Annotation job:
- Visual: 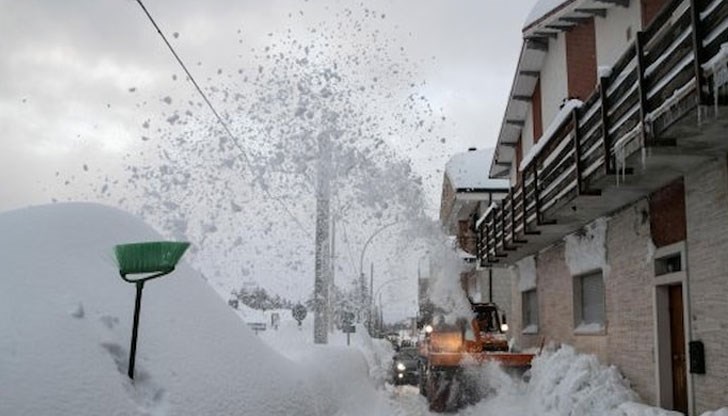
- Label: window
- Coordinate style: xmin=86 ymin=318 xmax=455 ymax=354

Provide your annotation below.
xmin=522 ymin=289 xmax=538 ymax=334
xmin=654 ymin=253 xmax=682 ymax=276
xmin=574 ymin=271 xmax=605 ymax=333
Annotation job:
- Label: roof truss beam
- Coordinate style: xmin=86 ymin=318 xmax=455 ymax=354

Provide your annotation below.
xmin=505 ymin=119 xmax=525 ymax=127
xmin=574 ymin=7 xmax=608 ymax=17
xmin=533 ymin=31 xmax=558 ymax=39
xmin=519 ymin=70 xmax=540 ymax=77
xmin=545 ymin=23 xmax=575 ymax=31
xmin=560 ymin=16 xmax=593 ymax=24
xmin=526 ymin=38 xmax=549 ymax=51
xmin=594 ymin=0 xmax=629 ymax=7
xmin=512 ymin=95 xmax=532 ymax=102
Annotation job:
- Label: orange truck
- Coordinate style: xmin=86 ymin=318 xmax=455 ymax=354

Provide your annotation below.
xmin=418 ymin=302 xmax=534 ymax=412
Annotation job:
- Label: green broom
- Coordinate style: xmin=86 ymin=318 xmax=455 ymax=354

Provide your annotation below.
xmin=113 ymin=241 xmax=190 ymax=380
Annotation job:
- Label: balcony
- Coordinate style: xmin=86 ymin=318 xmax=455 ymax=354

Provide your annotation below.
xmin=478 ymin=0 xmax=728 ymax=266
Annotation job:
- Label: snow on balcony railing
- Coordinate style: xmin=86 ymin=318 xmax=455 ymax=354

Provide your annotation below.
xmin=476 ymin=0 xmax=728 ymax=266
xmin=519 ymin=99 xmax=583 ymax=173
xmin=644 ymin=27 xmax=693 ymax=78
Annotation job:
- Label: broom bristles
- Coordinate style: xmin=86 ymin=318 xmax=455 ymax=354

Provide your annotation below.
xmin=114 ymin=241 xmax=190 ymax=276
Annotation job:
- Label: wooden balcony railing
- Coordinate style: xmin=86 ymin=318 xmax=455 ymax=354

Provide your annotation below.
xmin=477 ymin=0 xmax=728 ymax=266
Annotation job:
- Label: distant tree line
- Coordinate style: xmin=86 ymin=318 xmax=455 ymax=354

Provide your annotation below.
xmin=229 ymin=285 xmax=295 ymax=311
xmin=229 ymin=282 xmax=367 ymax=330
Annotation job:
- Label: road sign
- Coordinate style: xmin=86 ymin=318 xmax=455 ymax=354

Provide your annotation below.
xmin=247 ymin=322 xmax=267 ymax=335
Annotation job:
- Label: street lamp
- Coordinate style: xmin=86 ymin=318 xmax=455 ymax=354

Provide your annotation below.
xmin=356 ymin=220 xmax=400 ymax=332
xmin=374 ymin=277 xmax=408 ymax=334
xmin=358 ymin=221 xmax=400 ymax=279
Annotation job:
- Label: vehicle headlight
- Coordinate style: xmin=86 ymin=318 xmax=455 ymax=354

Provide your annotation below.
xmin=424 ymin=324 xmax=433 ymax=334
xmin=396 ymin=362 xmax=406 ymax=371
xmin=398 ymin=373 xmax=404 ymax=379
xmin=501 ymin=323 xmax=509 ymax=332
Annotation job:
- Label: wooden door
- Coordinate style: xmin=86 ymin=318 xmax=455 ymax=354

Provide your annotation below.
xmin=669 ymin=285 xmax=688 ymax=414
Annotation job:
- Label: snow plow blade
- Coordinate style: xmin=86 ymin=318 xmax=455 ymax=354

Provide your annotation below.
xmin=427 ymin=352 xmax=534 ymax=368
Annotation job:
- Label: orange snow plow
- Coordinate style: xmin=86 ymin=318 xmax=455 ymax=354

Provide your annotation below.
xmin=418 ymin=303 xmax=535 ymax=412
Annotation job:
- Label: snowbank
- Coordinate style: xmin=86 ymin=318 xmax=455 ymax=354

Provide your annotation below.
xmin=0 ymin=203 xmax=341 ymax=416
xmin=462 ymin=345 xmax=681 ymax=416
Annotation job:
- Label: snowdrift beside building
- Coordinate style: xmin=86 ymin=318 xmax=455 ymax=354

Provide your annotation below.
xmin=0 ymin=203 xmax=365 ymax=416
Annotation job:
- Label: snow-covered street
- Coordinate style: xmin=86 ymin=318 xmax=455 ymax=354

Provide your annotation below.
xmin=4 ymin=0 xmax=728 ymax=414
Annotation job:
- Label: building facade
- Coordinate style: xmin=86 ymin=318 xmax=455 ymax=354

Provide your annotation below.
xmin=478 ymin=0 xmax=728 ymax=414
xmin=438 ymin=148 xmax=513 ymax=312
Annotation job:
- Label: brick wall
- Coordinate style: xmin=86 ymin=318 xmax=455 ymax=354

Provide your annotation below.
xmin=604 ymin=200 xmax=656 ymax=405
xmin=649 ymin=179 xmax=687 ymax=248
xmin=565 ymin=17 xmax=598 ymax=101
xmin=641 ymin=0 xmax=670 ymax=27
xmin=685 ymin=158 xmax=728 ymax=413
xmin=458 ymin=219 xmax=477 ymax=255
xmin=510 ymin=201 xmax=657 ymax=403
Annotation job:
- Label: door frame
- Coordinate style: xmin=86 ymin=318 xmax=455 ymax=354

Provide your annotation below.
xmin=652 ymin=241 xmax=694 ymax=415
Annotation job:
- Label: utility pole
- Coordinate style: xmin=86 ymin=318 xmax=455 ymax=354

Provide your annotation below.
xmin=368 ymin=262 xmax=374 ymax=334
xmin=329 ymin=215 xmax=336 ymax=333
xmin=314 ymin=131 xmax=332 ymax=344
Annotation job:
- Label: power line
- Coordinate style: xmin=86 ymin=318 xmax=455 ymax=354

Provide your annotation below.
xmin=133 ymin=0 xmax=310 ymax=235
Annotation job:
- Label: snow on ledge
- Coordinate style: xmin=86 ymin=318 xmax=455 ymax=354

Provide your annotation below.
xmin=522 ymin=324 xmax=539 ymax=335
xmin=519 ymin=99 xmax=583 ymax=172
xmin=475 ymin=202 xmax=497 ymax=229
xmin=574 ymin=322 xmax=606 ymax=335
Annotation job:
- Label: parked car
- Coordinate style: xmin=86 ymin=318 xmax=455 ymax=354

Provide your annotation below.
xmin=391 ymin=346 xmax=420 ymax=386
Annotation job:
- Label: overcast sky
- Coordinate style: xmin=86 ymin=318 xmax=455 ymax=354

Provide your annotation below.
xmin=0 ymin=0 xmax=534 ymax=321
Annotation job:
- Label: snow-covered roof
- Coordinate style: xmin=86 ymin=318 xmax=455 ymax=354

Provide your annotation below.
xmin=446 ymin=148 xmax=509 ymax=191
xmin=523 ymin=0 xmax=575 ymax=30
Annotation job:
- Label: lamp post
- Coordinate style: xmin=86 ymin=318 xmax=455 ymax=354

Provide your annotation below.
xmin=374 ymin=277 xmax=408 ymax=335
xmin=357 ymin=221 xmax=399 ymax=332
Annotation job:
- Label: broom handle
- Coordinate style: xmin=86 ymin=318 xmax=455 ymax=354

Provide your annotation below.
xmin=128 ymin=281 xmax=145 ymax=380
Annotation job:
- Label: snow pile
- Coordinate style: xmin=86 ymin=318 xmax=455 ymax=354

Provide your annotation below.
xmin=0 ymin=203 xmax=355 ymax=416
xmin=463 ymin=345 xmax=682 ymax=416
xmin=564 ymin=217 xmax=608 ymax=276
xmin=527 ymin=346 xmax=638 ymax=415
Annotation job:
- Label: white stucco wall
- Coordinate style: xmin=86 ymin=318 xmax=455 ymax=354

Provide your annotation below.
xmin=522 ymin=104 xmax=535 ymax=156
xmin=539 ymin=34 xmax=568 ymax=129
xmin=594 ymin=4 xmax=641 ymax=69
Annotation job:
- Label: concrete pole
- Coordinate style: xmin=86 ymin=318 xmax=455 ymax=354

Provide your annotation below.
xmin=329 ymin=216 xmax=336 ymax=332
xmin=368 ymin=262 xmax=374 ymax=334
xmin=314 ymin=131 xmax=331 ymax=344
